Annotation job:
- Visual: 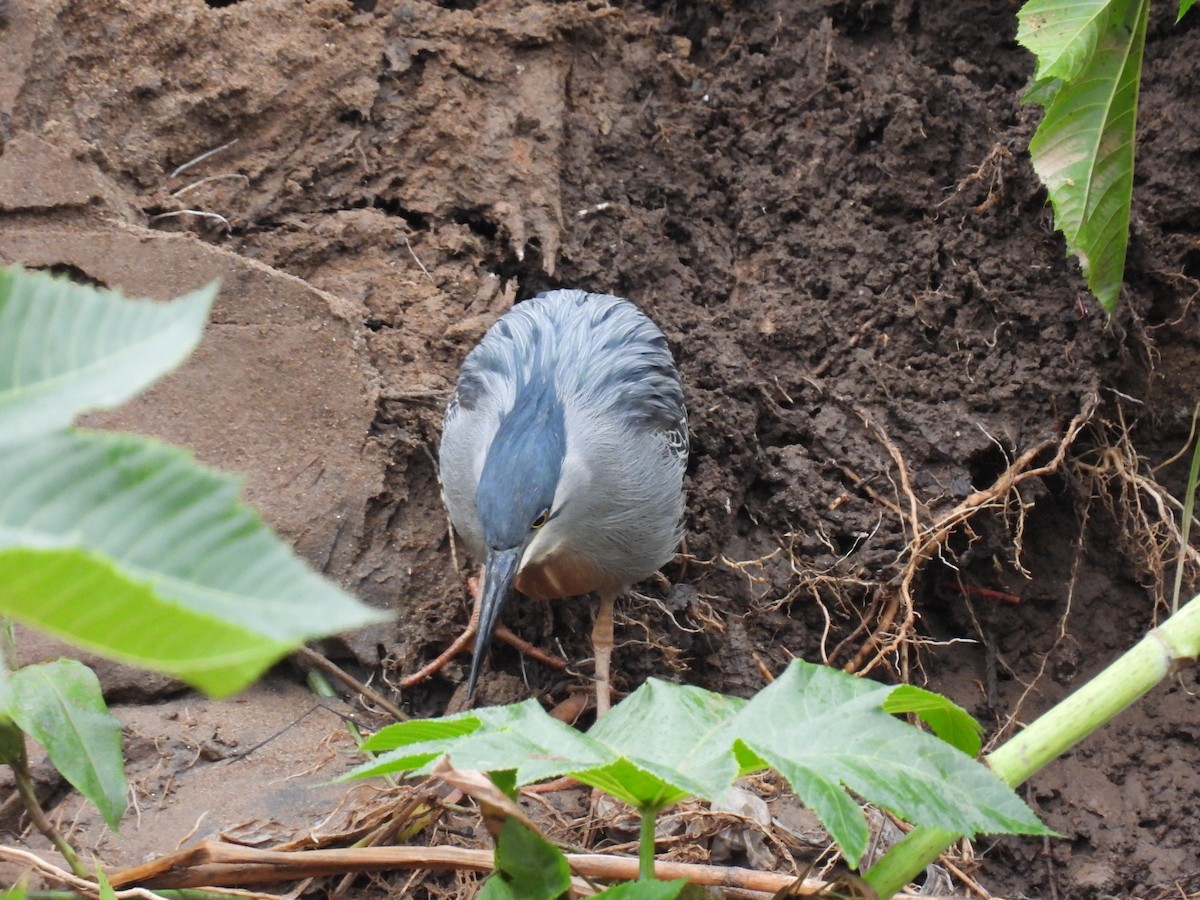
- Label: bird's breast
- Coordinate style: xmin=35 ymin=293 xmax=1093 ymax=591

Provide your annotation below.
xmin=516 ymin=549 xmax=611 ymax=600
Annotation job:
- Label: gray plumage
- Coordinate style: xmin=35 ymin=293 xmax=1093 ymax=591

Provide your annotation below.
xmin=439 ymin=288 xmax=688 ymax=701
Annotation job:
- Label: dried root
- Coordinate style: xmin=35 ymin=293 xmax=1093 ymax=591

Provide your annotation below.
xmin=843 ymin=397 xmax=1097 ymax=679
xmin=1070 ymin=402 xmax=1200 ymax=617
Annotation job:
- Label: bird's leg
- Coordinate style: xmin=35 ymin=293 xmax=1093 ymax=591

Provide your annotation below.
xmin=591 ymin=590 xmax=618 ymax=716
xmin=401 ymin=571 xmax=567 ymax=689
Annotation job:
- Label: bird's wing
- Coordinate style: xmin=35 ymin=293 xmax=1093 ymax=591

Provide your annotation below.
xmin=551 ymin=291 xmax=689 ymax=465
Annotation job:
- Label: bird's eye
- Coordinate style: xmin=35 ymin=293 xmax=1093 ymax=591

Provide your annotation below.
xmin=531 ymin=509 xmax=550 ymax=529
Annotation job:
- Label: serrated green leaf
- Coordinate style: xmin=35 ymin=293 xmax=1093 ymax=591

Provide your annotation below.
xmin=348 ymin=661 xmax=1047 ymax=871
xmin=350 ymin=699 xmax=612 ymax=786
xmin=0 ymin=430 xmax=389 ymax=697
xmin=1023 ymin=0 xmax=1149 ymax=312
xmin=585 ymin=680 xmax=745 ymax=808
xmin=360 ymin=710 xmax=484 ymax=752
xmin=1017 ymin=0 xmax=1111 ymax=82
xmin=0 ymin=267 xmax=217 ymax=448
xmin=0 ymin=660 xmax=125 ymax=829
xmin=728 ymin=663 xmax=1050 ymax=868
xmin=348 ymin=685 xmax=741 ymax=810
xmin=883 ymin=685 xmax=983 ymax=757
xmin=481 ymin=818 xmax=570 ymax=900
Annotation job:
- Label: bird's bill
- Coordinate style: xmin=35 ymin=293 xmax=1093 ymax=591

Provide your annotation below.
xmin=467 ymin=547 xmax=522 ymax=701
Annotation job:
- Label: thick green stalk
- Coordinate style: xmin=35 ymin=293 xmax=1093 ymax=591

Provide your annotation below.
xmin=866 ymin=592 xmax=1200 ymax=897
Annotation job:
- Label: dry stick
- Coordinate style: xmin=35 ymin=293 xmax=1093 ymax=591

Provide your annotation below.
xmin=292 ymin=646 xmax=407 ymax=722
xmin=107 ymin=839 xmax=956 ymax=899
xmin=0 ymin=846 xmax=164 ymax=899
xmin=846 ymin=399 xmax=1096 ymax=676
xmin=109 ymin=839 xmax=822 ymax=895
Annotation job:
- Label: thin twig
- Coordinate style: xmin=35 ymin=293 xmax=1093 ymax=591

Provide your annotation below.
xmin=170 ymin=139 xmax=239 ymax=178
xmin=403 ymin=234 xmax=435 ymax=286
xmin=149 ymin=210 xmax=232 ymax=230
xmin=171 ymin=174 xmax=250 ymax=199
xmin=293 ymin=646 xmax=407 ymax=722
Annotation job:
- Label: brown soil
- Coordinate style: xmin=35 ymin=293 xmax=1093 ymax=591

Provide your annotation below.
xmin=2 ymin=1 xmax=1200 ymax=898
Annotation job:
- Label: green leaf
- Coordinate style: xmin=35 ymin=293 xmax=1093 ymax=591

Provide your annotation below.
xmin=0 ymin=714 xmax=24 ymax=765
xmin=0 ymin=267 xmax=217 ymax=448
xmin=1017 ymin=0 xmax=1110 ymax=83
xmin=883 ymin=684 xmax=983 ymax=757
xmin=95 ymin=866 xmax=118 ymax=900
xmin=727 ymin=664 xmax=1050 ymax=868
xmin=479 ymin=818 xmax=571 ymax=900
xmin=1021 ymin=0 xmax=1149 ymax=312
xmin=0 ymin=430 xmax=390 ymax=697
xmin=586 ymin=680 xmax=745 ymax=809
xmin=360 ymin=709 xmax=486 ymax=752
xmin=0 ymin=660 xmax=125 ymax=829
xmin=0 ymin=881 xmax=28 ymax=900
xmin=1023 ymin=75 xmax=1064 ymax=107
xmin=594 ymin=880 xmax=689 ymax=898
xmin=352 ymin=699 xmax=613 ymax=787
xmin=1179 ymin=0 xmax=1196 ymax=22
xmin=0 ymin=547 xmax=290 ymax=696
xmin=348 ymin=660 xmax=1048 ymax=869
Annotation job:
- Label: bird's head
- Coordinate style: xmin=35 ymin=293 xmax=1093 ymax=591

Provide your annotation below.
xmin=468 ymin=373 xmax=566 ymax=699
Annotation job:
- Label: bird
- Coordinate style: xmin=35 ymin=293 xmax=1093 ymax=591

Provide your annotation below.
xmin=438 ymin=288 xmax=688 ymax=714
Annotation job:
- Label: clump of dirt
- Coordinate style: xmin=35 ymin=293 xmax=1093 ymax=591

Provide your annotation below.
xmin=2 ymin=0 xmax=1200 ymax=897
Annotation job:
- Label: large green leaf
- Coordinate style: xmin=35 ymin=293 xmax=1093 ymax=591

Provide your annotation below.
xmin=725 ymin=664 xmax=1048 ymax=867
xmin=355 ymin=700 xmax=615 ymax=787
xmin=0 ymin=267 xmax=217 ymax=448
xmin=586 ymin=680 xmax=745 ymax=809
xmin=1017 ymin=0 xmax=1110 ymax=82
xmin=349 ymin=660 xmax=1049 ymax=868
xmin=0 ymin=430 xmax=389 ymax=697
xmin=0 ymin=660 xmax=126 ymax=829
xmin=1020 ymin=0 xmax=1149 ymax=312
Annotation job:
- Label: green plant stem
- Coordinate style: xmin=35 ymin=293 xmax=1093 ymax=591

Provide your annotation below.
xmin=866 ymin=592 xmax=1200 ymax=897
xmin=1171 ymin=404 xmax=1200 ymax=613
xmin=638 ymin=808 xmax=658 ymax=881
xmin=9 ymin=745 xmax=89 ymax=879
